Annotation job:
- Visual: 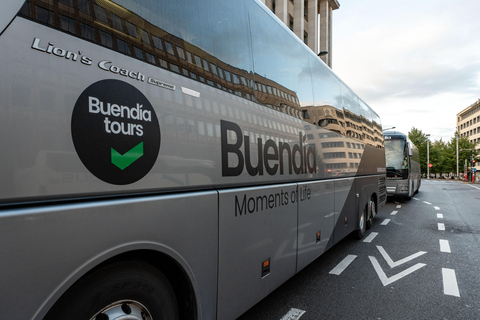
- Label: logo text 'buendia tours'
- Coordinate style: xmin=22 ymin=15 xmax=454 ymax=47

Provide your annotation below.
xmin=71 ymin=79 xmax=160 ymax=185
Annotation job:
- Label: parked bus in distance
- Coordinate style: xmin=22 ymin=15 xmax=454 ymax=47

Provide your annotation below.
xmin=0 ymin=0 xmax=386 ymax=319
xmin=383 ymin=131 xmax=421 ymax=199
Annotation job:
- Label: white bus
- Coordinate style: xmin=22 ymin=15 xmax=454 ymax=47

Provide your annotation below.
xmin=0 ymin=1 xmax=386 ymax=319
xmin=384 ymin=131 xmax=421 ymax=199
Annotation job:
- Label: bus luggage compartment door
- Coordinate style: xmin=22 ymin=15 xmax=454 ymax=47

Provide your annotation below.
xmin=296 ymin=180 xmax=334 ymax=271
xmin=217 ymin=183 xmax=297 ymax=320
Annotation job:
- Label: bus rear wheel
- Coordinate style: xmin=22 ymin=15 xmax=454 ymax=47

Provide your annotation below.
xmin=44 ymin=261 xmax=179 ymax=320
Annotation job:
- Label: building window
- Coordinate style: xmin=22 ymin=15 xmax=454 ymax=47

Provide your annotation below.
xmin=152 ymin=35 xmax=163 ymax=50
xmin=289 ymin=15 xmax=294 ymax=31
xmin=36 ymin=6 xmax=53 ymax=26
xmin=117 ymin=39 xmax=130 ymax=55
xmin=272 ymin=0 xmax=276 ymax=13
xmin=81 ymin=23 xmax=95 ymax=41
xmin=304 ymin=31 xmax=308 ymax=44
xmin=141 ymin=30 xmax=151 ymax=45
xmin=60 ymin=14 xmax=76 ymax=34
xmin=99 ymin=30 xmax=113 ymax=48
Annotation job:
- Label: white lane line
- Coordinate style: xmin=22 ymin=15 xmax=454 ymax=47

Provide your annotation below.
xmin=468 ymin=184 xmax=480 ymax=190
xmin=437 ymin=213 xmax=444 ymax=219
xmin=329 ymin=255 xmax=357 ymax=275
xmin=439 ymin=239 xmax=451 ymax=253
xmin=381 ymin=219 xmax=391 ymax=226
xmin=423 ymin=201 xmax=432 ymax=205
xmin=434 ymin=206 xmax=440 ymax=210
xmin=363 ymin=232 xmax=378 ymax=243
xmin=391 ymin=211 xmax=398 ymax=215
xmin=438 ymin=223 xmax=446 ymax=231
xmin=442 ymin=268 xmax=460 ymax=297
xmin=280 ymin=308 xmax=306 ymax=320
xmin=396 ymin=205 xmax=402 ymax=209
xmin=413 ymin=197 xmax=419 ymax=200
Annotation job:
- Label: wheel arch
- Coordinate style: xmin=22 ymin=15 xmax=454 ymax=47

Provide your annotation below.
xmin=98 ymin=249 xmax=198 ymax=320
xmin=38 ymin=244 xmax=199 ymax=320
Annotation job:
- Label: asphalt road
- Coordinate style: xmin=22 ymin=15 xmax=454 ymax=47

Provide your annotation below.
xmin=237 ymin=179 xmax=480 ymax=320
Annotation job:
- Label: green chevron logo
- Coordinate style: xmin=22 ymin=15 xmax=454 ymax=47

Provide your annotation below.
xmin=111 ymin=142 xmax=144 ymax=170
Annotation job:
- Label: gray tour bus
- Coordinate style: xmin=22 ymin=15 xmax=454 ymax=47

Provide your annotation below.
xmin=384 ymin=131 xmax=421 ymax=199
xmin=0 ymin=0 xmax=386 ymax=319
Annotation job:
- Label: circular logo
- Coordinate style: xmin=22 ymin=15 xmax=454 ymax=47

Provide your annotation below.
xmin=72 ymin=79 xmax=160 ymax=185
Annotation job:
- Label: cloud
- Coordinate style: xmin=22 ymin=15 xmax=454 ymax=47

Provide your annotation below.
xmin=333 ymin=0 xmax=480 ymax=141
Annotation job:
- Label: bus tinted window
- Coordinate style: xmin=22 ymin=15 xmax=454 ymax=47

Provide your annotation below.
xmin=248 ymin=3 xmax=314 ymax=114
xmin=18 ymin=0 xmax=382 ymax=147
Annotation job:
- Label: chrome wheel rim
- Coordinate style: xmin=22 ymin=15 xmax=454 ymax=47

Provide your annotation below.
xmin=359 ymin=209 xmax=365 ymax=229
xmin=91 ymin=300 xmax=152 ymax=320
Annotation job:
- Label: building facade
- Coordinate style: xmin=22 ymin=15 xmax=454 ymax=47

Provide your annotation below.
xmin=259 ymin=0 xmax=340 ymax=68
xmin=457 ymin=99 xmax=480 ymax=172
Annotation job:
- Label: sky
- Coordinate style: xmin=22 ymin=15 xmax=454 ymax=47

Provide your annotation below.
xmin=332 ymin=0 xmax=480 ymax=142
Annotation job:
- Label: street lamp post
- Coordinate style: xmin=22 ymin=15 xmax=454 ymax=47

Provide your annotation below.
xmin=382 ymin=126 xmax=396 ymax=131
xmin=456 ymin=134 xmax=459 ymax=179
xmin=426 ymin=134 xmax=430 ymax=179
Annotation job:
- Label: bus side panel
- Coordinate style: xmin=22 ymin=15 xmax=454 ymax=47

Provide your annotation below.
xmin=297 ymin=180 xmax=335 ymax=271
xmin=217 ymin=184 xmax=298 ymax=320
xmin=0 ymin=192 xmax=218 ymax=320
xmin=332 ymin=178 xmax=356 ymax=245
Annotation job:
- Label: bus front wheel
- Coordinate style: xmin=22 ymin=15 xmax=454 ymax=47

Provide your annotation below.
xmin=44 ymin=261 xmax=179 ymax=320
xmin=366 ymin=199 xmax=376 ymax=229
xmin=356 ymin=206 xmax=367 ymax=239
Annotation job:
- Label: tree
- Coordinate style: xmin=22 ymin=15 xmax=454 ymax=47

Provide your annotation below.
xmin=408 ymin=127 xmax=478 ymax=177
xmin=408 ymin=128 xmax=429 ymax=175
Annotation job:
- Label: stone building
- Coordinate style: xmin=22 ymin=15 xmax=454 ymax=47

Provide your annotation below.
xmin=457 ymin=99 xmax=480 ymax=172
xmin=259 ymin=0 xmax=340 ymax=68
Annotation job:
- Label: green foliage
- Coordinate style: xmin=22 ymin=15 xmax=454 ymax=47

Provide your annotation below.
xmin=408 ymin=127 xmax=478 ymax=176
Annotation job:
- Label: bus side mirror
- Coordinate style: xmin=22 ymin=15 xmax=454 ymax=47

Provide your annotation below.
xmin=408 ymin=148 xmax=413 ymax=156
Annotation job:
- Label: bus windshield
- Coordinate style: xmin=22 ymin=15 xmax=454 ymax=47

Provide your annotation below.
xmin=385 ymin=139 xmax=407 ymax=170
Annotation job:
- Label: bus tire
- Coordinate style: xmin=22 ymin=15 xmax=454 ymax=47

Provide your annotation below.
xmin=44 ymin=260 xmax=179 ymax=320
xmin=356 ymin=206 xmax=367 ymax=239
xmin=366 ymin=199 xmax=376 ymax=229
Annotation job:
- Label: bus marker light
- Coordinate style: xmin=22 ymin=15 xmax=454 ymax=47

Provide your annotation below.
xmin=262 ymin=258 xmax=270 ymax=278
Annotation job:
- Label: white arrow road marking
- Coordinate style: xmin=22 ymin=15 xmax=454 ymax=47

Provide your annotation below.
xmin=329 ymin=255 xmax=357 ymax=275
xmin=376 ymin=246 xmax=427 ymax=268
xmin=369 ymin=256 xmax=426 ymax=286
